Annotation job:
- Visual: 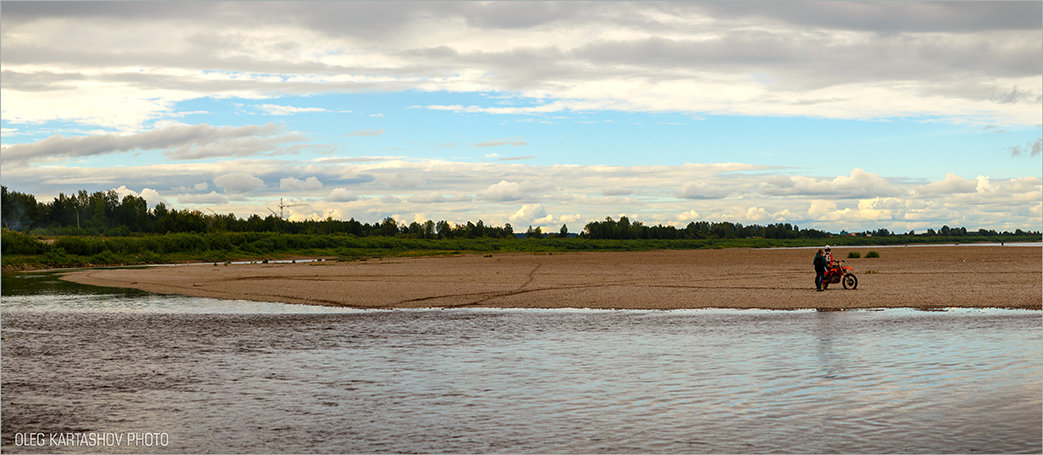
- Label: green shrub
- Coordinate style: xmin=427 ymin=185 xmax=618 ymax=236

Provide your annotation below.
xmin=55 ymin=236 xmax=106 ymax=256
xmin=865 ymin=251 xmax=880 ymax=258
xmin=89 ymin=250 xmax=120 ymax=265
xmin=847 ymin=251 xmax=861 ymax=258
xmin=1 ymin=230 xmax=48 ymax=255
xmin=137 ymin=250 xmax=162 ymax=264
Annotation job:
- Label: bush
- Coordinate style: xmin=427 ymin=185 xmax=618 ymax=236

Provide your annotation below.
xmin=1 ymin=230 xmax=48 ymax=255
xmin=89 ymin=250 xmax=120 ymax=265
xmin=847 ymin=251 xmax=861 ymax=258
xmin=55 ymin=236 xmax=106 ymax=256
xmin=137 ymin=250 xmax=162 ymax=264
xmin=865 ymin=251 xmax=880 ymax=258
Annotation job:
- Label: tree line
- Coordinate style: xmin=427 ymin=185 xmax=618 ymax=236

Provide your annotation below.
xmin=581 ymin=217 xmax=830 ymax=240
xmin=1 ymin=187 xmax=518 ymax=238
xmin=2 ymin=186 xmax=1038 ymax=240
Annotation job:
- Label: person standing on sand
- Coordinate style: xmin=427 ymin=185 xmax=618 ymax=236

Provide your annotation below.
xmin=814 ymin=249 xmax=827 ymax=292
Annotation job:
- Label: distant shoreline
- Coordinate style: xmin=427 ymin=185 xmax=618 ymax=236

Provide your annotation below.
xmin=61 ymin=245 xmax=1042 ymax=311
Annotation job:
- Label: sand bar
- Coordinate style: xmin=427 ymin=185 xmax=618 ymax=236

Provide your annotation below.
xmin=61 ymin=245 xmax=1041 ymax=310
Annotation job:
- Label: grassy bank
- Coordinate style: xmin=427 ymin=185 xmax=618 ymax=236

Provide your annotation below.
xmin=2 ymin=230 xmax=1039 ymax=270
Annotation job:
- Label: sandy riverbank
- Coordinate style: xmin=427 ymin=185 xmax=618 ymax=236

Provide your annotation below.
xmin=60 ymin=245 xmax=1041 ymax=310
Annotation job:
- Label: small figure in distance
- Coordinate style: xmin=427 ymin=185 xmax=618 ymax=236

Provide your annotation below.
xmin=814 ymin=248 xmax=827 ymax=292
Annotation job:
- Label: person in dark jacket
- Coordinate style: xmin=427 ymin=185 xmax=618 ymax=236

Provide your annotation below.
xmin=813 ymin=249 xmax=827 ymax=291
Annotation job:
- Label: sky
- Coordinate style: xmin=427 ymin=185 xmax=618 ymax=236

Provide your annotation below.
xmin=1 ymin=1 xmax=1041 ymax=233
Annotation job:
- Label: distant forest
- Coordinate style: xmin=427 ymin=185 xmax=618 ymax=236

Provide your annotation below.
xmin=2 ymin=186 xmax=1039 ymax=240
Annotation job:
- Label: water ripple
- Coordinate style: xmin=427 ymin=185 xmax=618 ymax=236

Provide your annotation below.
xmin=1 ymin=283 xmax=1040 ymax=453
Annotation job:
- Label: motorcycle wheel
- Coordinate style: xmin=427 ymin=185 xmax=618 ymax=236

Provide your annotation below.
xmin=842 ymin=274 xmax=858 ymax=290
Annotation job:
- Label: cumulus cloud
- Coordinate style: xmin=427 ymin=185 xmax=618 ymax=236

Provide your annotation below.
xmin=675 ymin=209 xmax=700 ymax=222
xmin=214 ymin=173 xmax=266 ymax=193
xmin=807 ymin=200 xmax=838 ymax=219
xmin=677 ymin=181 xmax=730 ymax=199
xmin=915 ymin=173 xmax=979 ymax=196
xmin=140 ymin=188 xmax=166 ymax=207
xmin=744 ymin=207 xmax=770 ymax=222
xmin=479 ymin=179 xmax=550 ymax=202
xmin=481 ymin=180 xmax=522 ymax=201
xmin=1 ymin=151 xmax=1039 ymax=232
xmin=111 ymin=185 xmax=167 ymax=207
xmin=510 ymin=204 xmax=547 ymax=224
xmin=408 ymin=192 xmax=471 ymax=203
xmin=178 ymin=191 xmax=228 ymax=205
xmin=328 ymin=188 xmax=359 ymax=202
xmin=761 ymin=168 xmax=901 ymax=199
xmin=280 ymin=176 xmax=323 ymax=191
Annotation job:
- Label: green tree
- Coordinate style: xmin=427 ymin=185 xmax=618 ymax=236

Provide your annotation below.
xmin=380 ymin=217 xmax=400 ymax=236
xmin=435 ymin=220 xmax=452 ymax=239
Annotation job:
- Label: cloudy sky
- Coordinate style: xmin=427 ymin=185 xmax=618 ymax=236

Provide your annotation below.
xmin=2 ymin=1 xmax=1041 ymax=233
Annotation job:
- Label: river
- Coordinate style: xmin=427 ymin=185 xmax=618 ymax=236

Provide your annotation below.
xmin=2 ymin=272 xmax=1040 ymax=453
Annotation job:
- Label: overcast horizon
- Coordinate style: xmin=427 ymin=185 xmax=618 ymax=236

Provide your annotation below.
xmin=2 ymin=1 xmax=1041 ymax=233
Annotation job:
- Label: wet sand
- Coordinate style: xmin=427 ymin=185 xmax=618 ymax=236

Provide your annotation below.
xmin=61 ymin=245 xmax=1041 ymax=310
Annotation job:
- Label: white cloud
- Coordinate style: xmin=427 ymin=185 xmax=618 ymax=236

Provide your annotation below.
xmin=328 ymin=188 xmax=359 ymax=202
xmin=0 ymin=123 xmax=283 ymax=166
xmin=915 ymin=173 xmax=979 ymax=196
xmin=677 ymin=181 xmax=730 ymax=200
xmin=762 ymin=168 xmax=901 ymax=199
xmin=481 ymin=180 xmax=523 ymax=201
xmin=676 ymin=209 xmax=700 ymax=222
xmin=557 ymin=214 xmax=584 ymax=224
xmin=1 ymin=151 xmax=1039 ymax=232
xmin=510 ymin=204 xmax=547 ymax=224
xmin=178 ymin=191 xmax=228 ymax=205
xmin=4 ymin=2 xmax=1037 ymax=133
xmin=214 ymin=173 xmax=266 ymax=193
xmin=602 ymin=187 xmax=633 ymax=196
xmin=258 ymin=104 xmax=330 ymax=116
xmin=807 ymin=200 xmax=838 ymax=219
xmin=111 ymin=185 xmax=167 ymax=207
xmin=139 ymin=189 xmax=166 ymax=207
xmin=280 ymin=176 xmax=323 ymax=191
xmin=744 ymin=207 xmax=770 ymax=222
xmin=408 ymin=192 xmax=471 ymax=203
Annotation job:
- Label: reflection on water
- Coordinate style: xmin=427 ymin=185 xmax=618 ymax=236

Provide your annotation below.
xmin=2 ymin=272 xmax=1041 ymax=453
xmin=1 ymin=272 xmax=361 ymax=314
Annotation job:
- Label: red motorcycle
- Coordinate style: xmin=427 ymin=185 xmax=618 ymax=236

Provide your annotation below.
xmin=822 ymin=260 xmax=858 ymax=290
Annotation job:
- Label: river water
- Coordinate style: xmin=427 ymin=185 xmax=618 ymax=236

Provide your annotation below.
xmin=2 ymin=272 xmax=1040 ymax=453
